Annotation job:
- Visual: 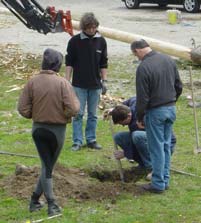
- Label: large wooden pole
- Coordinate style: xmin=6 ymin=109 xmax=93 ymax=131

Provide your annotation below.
xmin=72 ymin=20 xmax=201 ymax=64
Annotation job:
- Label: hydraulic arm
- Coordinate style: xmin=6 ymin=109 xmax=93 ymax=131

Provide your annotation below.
xmin=1 ymin=0 xmax=73 ymax=35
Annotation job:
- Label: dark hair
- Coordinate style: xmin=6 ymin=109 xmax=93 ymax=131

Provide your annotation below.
xmin=111 ymin=105 xmax=131 ymax=124
xmin=79 ymin=12 xmax=99 ymax=30
xmin=42 ymin=48 xmax=63 ymax=72
xmin=130 ymin=39 xmax=150 ymax=51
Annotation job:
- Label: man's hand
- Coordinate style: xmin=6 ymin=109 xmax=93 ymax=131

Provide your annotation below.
xmin=101 ymin=80 xmax=107 ymax=95
xmin=65 ymin=66 xmax=73 ymax=81
xmin=136 ymin=120 xmax=145 ymax=129
xmin=114 ymin=150 xmax=124 ymax=160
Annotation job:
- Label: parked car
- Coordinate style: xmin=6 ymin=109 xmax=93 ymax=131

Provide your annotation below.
xmin=122 ymin=0 xmax=200 ymax=13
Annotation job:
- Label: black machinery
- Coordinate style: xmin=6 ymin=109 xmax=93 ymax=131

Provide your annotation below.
xmin=1 ymin=0 xmax=73 ymax=35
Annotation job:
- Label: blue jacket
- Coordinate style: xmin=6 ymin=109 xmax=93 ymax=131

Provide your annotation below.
xmin=123 ymin=97 xmax=138 ymax=132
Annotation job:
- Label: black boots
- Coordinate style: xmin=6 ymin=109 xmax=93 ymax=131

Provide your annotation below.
xmin=29 ymin=192 xmax=44 ymax=212
xmin=29 ymin=193 xmax=61 ymax=216
xmin=47 ymin=199 xmax=61 ymax=216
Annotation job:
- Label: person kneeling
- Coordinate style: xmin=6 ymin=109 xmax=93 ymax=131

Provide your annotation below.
xmin=110 ymin=97 xmax=176 ymax=179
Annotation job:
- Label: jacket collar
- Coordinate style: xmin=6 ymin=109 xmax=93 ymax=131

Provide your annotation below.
xmin=142 ymin=50 xmax=156 ymax=61
xmin=80 ymin=31 xmax=101 ymax=40
xmin=40 ymin=70 xmax=58 ymax=75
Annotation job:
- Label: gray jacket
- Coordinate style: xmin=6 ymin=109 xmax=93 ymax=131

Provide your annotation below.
xmin=136 ymin=51 xmax=182 ymax=121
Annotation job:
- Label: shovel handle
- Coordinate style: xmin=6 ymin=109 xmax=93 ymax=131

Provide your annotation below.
xmin=109 ymin=117 xmax=125 ymax=182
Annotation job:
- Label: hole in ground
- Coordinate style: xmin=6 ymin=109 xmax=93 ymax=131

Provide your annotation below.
xmin=0 ymin=164 xmax=147 ymax=205
xmin=89 ymin=166 xmax=149 ymax=183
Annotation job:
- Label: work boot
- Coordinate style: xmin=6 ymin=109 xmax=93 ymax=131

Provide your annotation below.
xmin=29 ymin=192 xmax=44 ymax=212
xmin=71 ymin=144 xmax=81 ymax=151
xmin=87 ymin=141 xmax=102 ymax=150
xmin=47 ymin=199 xmax=61 ymax=216
xmin=141 ymin=183 xmax=164 ymax=194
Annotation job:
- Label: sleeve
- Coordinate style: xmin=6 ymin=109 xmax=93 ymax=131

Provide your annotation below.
xmin=174 ymin=66 xmax=183 ymax=100
xmin=122 ymin=99 xmax=130 ymax=107
xmin=17 ymin=81 xmax=32 ymax=119
xmin=123 ymin=97 xmax=136 ymax=108
xmin=100 ymin=38 xmax=108 ymax=69
xmin=62 ymin=79 xmax=80 ymax=118
xmin=65 ymin=38 xmax=76 ymax=67
xmin=136 ymin=66 xmax=150 ymax=122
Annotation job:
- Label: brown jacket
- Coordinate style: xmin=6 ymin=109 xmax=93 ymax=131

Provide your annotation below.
xmin=18 ymin=70 xmax=80 ymax=124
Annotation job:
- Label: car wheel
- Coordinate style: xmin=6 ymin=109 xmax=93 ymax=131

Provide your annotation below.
xmin=183 ymin=0 xmax=200 ymax=12
xmin=125 ymin=0 xmax=139 ymax=9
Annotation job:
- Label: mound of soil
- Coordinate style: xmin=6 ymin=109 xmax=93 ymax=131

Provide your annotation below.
xmin=0 ymin=164 xmax=145 ymax=206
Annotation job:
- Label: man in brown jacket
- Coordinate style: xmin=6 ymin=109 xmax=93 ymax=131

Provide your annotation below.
xmin=18 ymin=48 xmax=80 ymax=217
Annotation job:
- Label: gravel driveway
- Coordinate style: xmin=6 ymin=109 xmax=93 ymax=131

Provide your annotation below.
xmin=0 ymin=0 xmax=201 ymax=57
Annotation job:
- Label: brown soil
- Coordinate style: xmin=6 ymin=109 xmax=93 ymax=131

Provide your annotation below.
xmin=0 ymin=164 xmax=145 ymax=206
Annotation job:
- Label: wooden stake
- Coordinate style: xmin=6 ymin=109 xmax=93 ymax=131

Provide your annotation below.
xmin=189 ymin=66 xmax=201 ymax=154
xmin=109 ymin=117 xmax=125 ymax=183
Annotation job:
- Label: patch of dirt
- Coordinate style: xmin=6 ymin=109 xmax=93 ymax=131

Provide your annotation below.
xmin=0 ymin=164 xmax=145 ymax=206
xmin=0 ymin=44 xmax=39 ymax=79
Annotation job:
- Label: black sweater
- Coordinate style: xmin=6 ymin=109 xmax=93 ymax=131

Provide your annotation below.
xmin=65 ymin=32 xmax=108 ymax=89
xmin=136 ymin=51 xmax=183 ymax=121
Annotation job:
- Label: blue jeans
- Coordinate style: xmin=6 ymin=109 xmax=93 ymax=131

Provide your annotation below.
xmin=145 ymin=106 xmax=176 ymax=190
xmin=72 ymin=87 xmax=101 ymax=145
xmin=132 ymin=131 xmax=152 ymax=169
xmin=114 ymin=131 xmax=151 ymax=169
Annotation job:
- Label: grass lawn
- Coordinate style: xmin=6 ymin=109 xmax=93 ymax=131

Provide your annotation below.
xmin=1 ymin=45 xmax=201 ymax=223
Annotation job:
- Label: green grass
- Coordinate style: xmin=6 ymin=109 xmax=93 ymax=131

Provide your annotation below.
xmin=1 ymin=46 xmax=201 ymax=223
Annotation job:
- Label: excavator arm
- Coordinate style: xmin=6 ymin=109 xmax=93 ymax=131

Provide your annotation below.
xmin=1 ymin=0 xmax=73 ymax=35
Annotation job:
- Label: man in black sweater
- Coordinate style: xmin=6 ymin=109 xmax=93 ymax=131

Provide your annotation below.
xmin=131 ymin=39 xmax=182 ymax=193
xmin=65 ymin=12 xmax=108 ymax=151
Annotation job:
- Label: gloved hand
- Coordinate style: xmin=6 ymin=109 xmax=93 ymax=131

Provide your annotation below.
xmin=101 ymin=80 xmax=107 ymax=95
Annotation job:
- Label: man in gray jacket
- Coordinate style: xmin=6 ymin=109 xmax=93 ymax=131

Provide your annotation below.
xmin=131 ymin=39 xmax=182 ymax=193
